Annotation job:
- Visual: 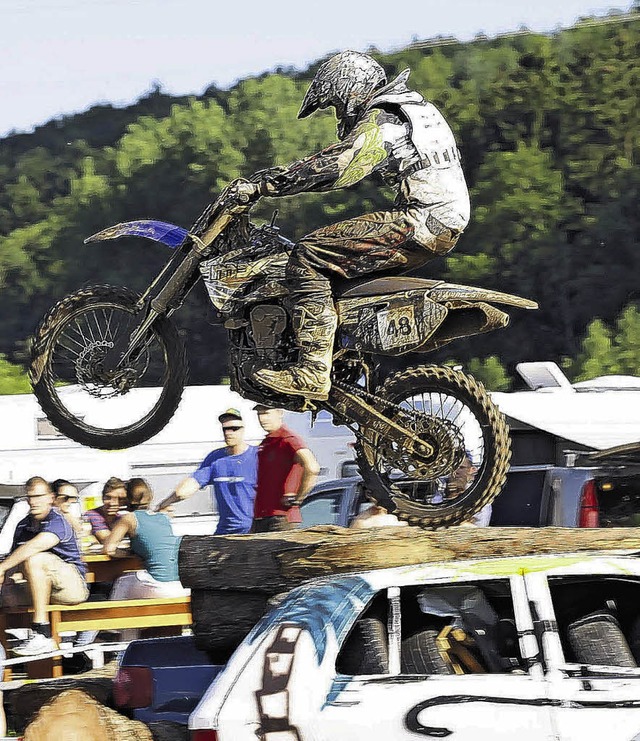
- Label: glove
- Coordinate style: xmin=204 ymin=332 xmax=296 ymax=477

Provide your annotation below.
xmin=225 ymin=179 xmax=262 ymax=210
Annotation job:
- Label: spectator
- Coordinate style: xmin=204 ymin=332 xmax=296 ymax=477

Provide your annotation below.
xmin=0 ymin=477 xmax=88 ymax=656
xmin=156 ymin=408 xmax=258 ymax=534
xmin=444 ymin=453 xmax=492 ymax=527
xmin=52 ymin=479 xmax=84 ymax=539
xmin=83 ymin=477 xmax=126 ymax=544
xmin=350 ymin=497 xmax=409 ymax=530
xmin=103 ymin=478 xmax=189 ymax=599
xmin=251 ymin=406 xmax=320 ymax=533
xmin=467 ymin=503 xmax=492 ymax=527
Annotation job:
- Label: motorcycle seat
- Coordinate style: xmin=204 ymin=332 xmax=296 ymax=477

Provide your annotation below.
xmin=334 ymin=276 xmax=443 ymax=299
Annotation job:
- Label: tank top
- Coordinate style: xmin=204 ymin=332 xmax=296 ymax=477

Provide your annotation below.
xmin=130 ymin=510 xmax=181 ymax=582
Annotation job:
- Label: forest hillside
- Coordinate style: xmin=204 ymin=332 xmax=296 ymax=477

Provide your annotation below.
xmin=1 ymin=12 xmax=639 ymax=392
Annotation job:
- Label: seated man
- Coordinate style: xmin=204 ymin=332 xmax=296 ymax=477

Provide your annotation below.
xmin=0 ymin=476 xmax=89 ymax=656
xmin=52 ymin=479 xmax=84 ymax=539
xmin=83 ymin=476 xmax=126 ymax=545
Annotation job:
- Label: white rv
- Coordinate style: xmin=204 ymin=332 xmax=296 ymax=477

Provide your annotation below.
xmin=0 ymin=386 xmax=356 ymax=536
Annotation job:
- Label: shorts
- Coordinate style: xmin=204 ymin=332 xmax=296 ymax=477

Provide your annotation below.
xmin=2 ymin=552 xmax=89 ymax=607
xmin=109 ymin=570 xmax=190 ymax=600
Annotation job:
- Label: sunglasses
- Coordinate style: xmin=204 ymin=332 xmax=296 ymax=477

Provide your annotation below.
xmin=222 ymin=425 xmax=244 ymax=432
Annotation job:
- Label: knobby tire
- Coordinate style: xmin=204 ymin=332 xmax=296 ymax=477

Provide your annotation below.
xmin=29 ymin=285 xmax=188 ymax=450
xmin=355 ymin=364 xmax=511 ymax=529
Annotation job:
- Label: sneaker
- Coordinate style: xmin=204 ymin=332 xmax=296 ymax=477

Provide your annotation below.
xmin=11 ymin=632 xmax=58 ymax=657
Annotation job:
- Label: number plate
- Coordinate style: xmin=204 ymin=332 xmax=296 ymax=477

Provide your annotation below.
xmin=377 ymin=305 xmax=419 ymax=349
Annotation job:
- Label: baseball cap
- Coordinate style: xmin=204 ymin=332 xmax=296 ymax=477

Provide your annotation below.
xmin=218 ymin=408 xmax=243 ymax=423
xmin=252 ymin=403 xmax=275 ymax=412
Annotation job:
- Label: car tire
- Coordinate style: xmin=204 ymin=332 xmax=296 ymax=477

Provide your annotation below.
xmin=337 ymin=616 xmax=388 ymax=675
xmin=567 ymin=611 xmax=637 ymax=667
xmin=401 ymin=629 xmax=454 ymax=675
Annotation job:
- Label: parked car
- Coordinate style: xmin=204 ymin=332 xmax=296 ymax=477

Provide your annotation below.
xmin=300 ymin=474 xmax=493 ymax=529
xmin=299 ymin=476 xmax=365 ymax=528
xmin=113 ymin=636 xmax=225 ymax=727
xmin=187 ymin=552 xmax=640 ymax=740
xmin=491 ymin=442 xmax=640 ymax=528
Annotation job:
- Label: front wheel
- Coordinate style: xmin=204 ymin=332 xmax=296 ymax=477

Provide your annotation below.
xmin=356 ymin=365 xmax=511 ymax=528
xmin=29 ymin=285 xmax=188 ymax=449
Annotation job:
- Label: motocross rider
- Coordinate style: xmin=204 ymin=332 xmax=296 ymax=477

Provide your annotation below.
xmin=229 ymin=51 xmax=470 ymax=401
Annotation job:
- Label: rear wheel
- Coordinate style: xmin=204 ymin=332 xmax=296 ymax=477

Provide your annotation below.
xmin=356 ymin=365 xmax=511 ymax=528
xmin=29 ymin=285 xmax=188 ymax=449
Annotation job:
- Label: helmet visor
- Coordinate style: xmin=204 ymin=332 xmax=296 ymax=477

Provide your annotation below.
xmin=298 ymin=85 xmax=321 ymax=119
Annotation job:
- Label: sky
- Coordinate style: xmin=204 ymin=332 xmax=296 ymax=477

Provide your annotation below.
xmin=0 ymin=0 xmax=634 ymax=138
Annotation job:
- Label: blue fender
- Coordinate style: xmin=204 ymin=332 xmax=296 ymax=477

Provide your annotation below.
xmin=84 ymin=220 xmax=189 ymax=249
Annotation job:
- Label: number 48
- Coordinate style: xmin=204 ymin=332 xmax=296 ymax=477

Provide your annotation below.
xmin=387 ymin=316 xmax=413 ymax=336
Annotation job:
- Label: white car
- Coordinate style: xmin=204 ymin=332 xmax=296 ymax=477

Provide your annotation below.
xmin=190 ymin=552 xmax=640 ymax=741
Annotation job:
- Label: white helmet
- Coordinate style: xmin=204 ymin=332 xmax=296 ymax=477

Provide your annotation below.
xmin=298 ymin=51 xmax=387 ymax=139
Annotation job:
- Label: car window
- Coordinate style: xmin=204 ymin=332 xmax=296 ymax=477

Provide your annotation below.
xmin=336 ymin=579 xmax=526 ymax=677
xmin=354 ymin=489 xmax=374 ymax=516
xmin=300 ymin=489 xmax=343 ymax=527
xmin=548 ymin=576 xmax=640 ymax=669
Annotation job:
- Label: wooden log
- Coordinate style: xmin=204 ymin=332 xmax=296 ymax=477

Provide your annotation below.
xmin=5 ymin=663 xmax=116 ymax=735
xmin=180 ymin=525 xmax=640 ymax=595
xmin=23 ymin=689 xmax=152 ymax=741
xmin=190 ymin=590 xmax=270 ymax=653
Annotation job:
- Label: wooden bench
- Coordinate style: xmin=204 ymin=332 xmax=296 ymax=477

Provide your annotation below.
xmin=0 ymin=595 xmax=192 ymax=679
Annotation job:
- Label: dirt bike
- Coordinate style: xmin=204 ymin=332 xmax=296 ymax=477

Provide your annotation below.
xmin=29 ymin=183 xmax=537 ymax=527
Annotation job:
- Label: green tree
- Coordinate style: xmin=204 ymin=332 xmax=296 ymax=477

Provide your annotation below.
xmin=4 ymin=175 xmax=46 ymax=223
xmin=577 ymin=304 xmax=640 ymax=380
xmin=448 ymin=356 xmax=511 ymax=391
xmin=0 ymin=354 xmax=31 ymax=395
xmin=571 ymin=317 xmax=616 ymax=381
xmin=614 ymin=304 xmax=640 ymax=375
xmin=466 ymin=356 xmax=512 ymax=391
xmin=445 ymin=141 xmax=580 ymax=363
xmin=2 ymin=17 xmax=640 ymax=384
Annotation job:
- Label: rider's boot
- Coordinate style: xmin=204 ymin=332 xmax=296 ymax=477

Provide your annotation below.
xmin=253 ymin=298 xmax=338 ymax=400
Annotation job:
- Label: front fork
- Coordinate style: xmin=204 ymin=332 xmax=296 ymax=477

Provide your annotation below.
xmin=119 ymin=214 xmax=234 ymax=369
xmin=118 ymin=307 xmax=163 ymax=368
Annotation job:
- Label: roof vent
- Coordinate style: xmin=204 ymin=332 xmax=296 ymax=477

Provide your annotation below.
xmin=516 ymin=362 xmax=574 ymax=391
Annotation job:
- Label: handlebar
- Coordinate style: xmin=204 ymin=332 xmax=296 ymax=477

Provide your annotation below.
xmin=190 ymin=178 xmax=255 ymax=245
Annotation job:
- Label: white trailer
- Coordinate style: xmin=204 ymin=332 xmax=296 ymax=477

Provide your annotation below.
xmin=0 ymin=386 xmax=356 ymax=525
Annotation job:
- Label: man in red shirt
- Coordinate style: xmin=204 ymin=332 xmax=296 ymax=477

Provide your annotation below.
xmin=251 ymin=405 xmax=320 ymax=533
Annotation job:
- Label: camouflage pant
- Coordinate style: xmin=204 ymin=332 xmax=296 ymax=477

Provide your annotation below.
xmin=286 ymin=209 xmax=459 ymax=301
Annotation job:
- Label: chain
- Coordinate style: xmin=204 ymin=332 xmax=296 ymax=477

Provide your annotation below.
xmin=331 ymin=379 xmax=465 ymax=479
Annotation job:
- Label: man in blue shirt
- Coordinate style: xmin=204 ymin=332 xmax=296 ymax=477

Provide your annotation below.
xmin=158 ymin=409 xmax=258 ymax=535
xmin=0 ymin=476 xmax=89 ymax=656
